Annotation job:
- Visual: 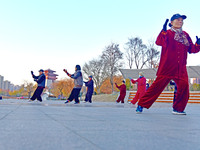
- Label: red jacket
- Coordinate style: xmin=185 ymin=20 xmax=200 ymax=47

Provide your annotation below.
xmin=115 ymin=83 xmax=126 ymax=95
xmin=156 ymin=30 xmax=200 ymax=79
xmin=131 ymin=77 xmax=146 ymax=93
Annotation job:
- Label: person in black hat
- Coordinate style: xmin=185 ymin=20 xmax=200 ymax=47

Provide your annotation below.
xmin=136 ymin=13 xmax=200 ymax=115
xmin=83 ymin=75 xmax=94 ymax=103
xmin=29 ymin=69 xmax=46 ymax=102
xmin=63 ymin=65 xmax=83 ymax=104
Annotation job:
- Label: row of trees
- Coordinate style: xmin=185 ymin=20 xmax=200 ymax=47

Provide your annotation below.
xmin=1 ymin=81 xmax=37 ymax=98
xmin=83 ymin=37 xmax=160 ymax=93
xmin=1 ymin=36 xmax=160 ymax=98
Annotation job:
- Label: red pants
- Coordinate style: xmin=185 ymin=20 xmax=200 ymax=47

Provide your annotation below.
xmin=138 ymin=76 xmax=189 ymax=112
xmin=116 ymin=94 xmax=126 ymax=103
xmin=131 ymin=92 xmax=145 ymax=105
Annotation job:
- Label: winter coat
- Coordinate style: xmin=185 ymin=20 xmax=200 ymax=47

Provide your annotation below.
xmin=115 ymin=83 xmax=126 ymax=96
xmin=156 ymin=30 xmax=200 ymax=80
xmin=131 ymin=77 xmax=146 ymax=94
xmin=71 ymin=70 xmax=83 ymax=89
xmin=85 ymin=80 xmax=94 ymax=94
xmin=33 ymin=73 xmax=46 ymax=87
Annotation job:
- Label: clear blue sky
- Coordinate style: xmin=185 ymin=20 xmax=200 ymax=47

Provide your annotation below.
xmin=0 ymin=0 xmax=200 ymax=85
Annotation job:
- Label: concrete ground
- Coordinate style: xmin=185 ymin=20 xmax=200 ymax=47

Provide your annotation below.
xmin=0 ymin=99 xmax=199 ymax=150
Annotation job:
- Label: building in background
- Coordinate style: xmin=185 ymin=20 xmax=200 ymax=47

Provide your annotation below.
xmin=0 ymin=75 xmax=4 ymax=89
xmin=192 ymin=78 xmax=200 ymax=84
xmin=3 ymin=80 xmax=11 ymax=90
xmin=44 ymin=69 xmax=58 ymax=88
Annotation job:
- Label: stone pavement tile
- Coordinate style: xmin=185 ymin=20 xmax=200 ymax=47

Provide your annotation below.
xmin=0 ymin=100 xmax=200 ymax=150
xmin=76 ymin=129 xmax=200 ymax=150
xmin=0 ymin=129 xmax=101 ymax=150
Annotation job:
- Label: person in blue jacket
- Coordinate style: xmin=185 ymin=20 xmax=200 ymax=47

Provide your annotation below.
xmin=29 ymin=69 xmax=46 ymax=102
xmin=64 ymin=65 xmax=83 ymax=104
xmin=84 ymin=75 xmax=94 ymax=103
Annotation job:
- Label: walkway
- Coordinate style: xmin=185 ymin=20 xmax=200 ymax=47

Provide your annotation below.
xmin=0 ymin=99 xmax=199 ymax=150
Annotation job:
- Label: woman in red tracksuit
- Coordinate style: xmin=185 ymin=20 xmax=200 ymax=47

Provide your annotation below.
xmin=130 ymin=72 xmax=146 ymax=105
xmin=115 ymin=80 xmax=126 ymax=103
xmin=136 ymin=14 xmax=200 ymax=115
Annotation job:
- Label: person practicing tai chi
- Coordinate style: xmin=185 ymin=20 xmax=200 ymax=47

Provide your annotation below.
xmin=115 ymin=80 xmax=126 ymax=103
xmin=136 ymin=13 xmax=200 ymax=115
xmin=64 ymin=65 xmax=83 ymax=104
xmin=83 ymin=75 xmax=94 ymax=103
xmin=129 ymin=72 xmax=146 ymax=105
xmin=29 ymin=69 xmax=46 ymax=102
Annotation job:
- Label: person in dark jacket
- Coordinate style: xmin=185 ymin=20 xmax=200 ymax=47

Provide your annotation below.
xmin=64 ymin=65 xmax=83 ymax=104
xmin=83 ymin=75 xmax=94 ymax=103
xmin=115 ymin=80 xmax=126 ymax=103
xmin=170 ymin=80 xmax=177 ymax=103
xmin=29 ymin=69 xmax=46 ymax=102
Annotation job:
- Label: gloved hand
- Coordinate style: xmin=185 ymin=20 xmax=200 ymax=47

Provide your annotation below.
xmin=196 ymin=36 xmax=200 ymax=45
xmin=163 ymin=19 xmax=169 ymax=31
xmin=31 ymin=71 xmax=34 ymax=75
xmin=63 ymin=69 xmax=67 ymax=73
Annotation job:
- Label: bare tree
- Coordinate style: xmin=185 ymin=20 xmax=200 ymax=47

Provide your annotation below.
xmin=82 ymin=58 xmax=108 ymax=93
xmin=101 ymin=43 xmax=123 ymax=93
xmin=125 ymin=37 xmax=147 ymax=69
xmin=21 ymin=81 xmax=36 ymax=98
xmin=145 ymin=41 xmax=160 ymax=69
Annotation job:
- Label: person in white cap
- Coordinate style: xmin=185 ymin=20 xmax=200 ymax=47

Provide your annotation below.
xmin=129 ymin=72 xmax=146 ymax=105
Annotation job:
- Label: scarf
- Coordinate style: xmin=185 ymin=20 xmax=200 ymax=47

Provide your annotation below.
xmin=171 ymin=27 xmax=190 ymax=46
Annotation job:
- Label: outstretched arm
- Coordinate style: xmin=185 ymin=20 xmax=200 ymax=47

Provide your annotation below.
xmin=131 ymin=79 xmax=139 ymax=84
xmin=115 ymin=83 xmax=120 ymax=89
xmin=63 ymin=69 xmax=72 ymax=77
xmin=31 ymin=71 xmax=38 ymax=79
xmin=156 ymin=19 xmax=169 ymax=47
xmin=71 ymin=72 xmax=82 ymax=79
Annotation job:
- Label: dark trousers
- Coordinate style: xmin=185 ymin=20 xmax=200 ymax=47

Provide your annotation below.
xmin=31 ymin=86 xmax=44 ymax=101
xmin=85 ymin=92 xmax=93 ymax=103
xmin=68 ymin=88 xmax=81 ymax=103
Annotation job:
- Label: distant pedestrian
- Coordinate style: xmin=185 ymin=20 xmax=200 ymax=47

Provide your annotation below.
xmin=170 ymin=80 xmax=177 ymax=103
xmin=83 ymin=75 xmax=94 ymax=103
xmin=29 ymin=69 xmax=46 ymax=102
xmin=115 ymin=80 xmax=126 ymax=103
xmin=129 ymin=72 xmax=146 ymax=105
xmin=64 ymin=65 xmax=83 ymax=104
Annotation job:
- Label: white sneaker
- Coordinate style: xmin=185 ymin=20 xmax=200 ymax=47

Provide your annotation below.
xmin=172 ymin=110 xmax=186 ymax=115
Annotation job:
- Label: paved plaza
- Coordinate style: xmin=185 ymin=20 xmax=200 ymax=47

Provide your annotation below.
xmin=0 ymin=99 xmax=199 ymax=150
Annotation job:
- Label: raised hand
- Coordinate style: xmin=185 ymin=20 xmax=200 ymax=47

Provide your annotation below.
xmin=31 ymin=71 xmax=34 ymax=75
xmin=196 ymin=36 xmax=200 ymax=45
xmin=63 ymin=69 xmax=67 ymax=73
xmin=163 ymin=19 xmax=169 ymax=31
